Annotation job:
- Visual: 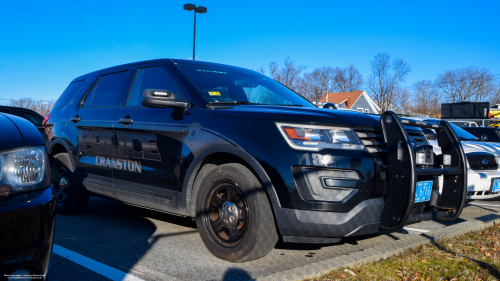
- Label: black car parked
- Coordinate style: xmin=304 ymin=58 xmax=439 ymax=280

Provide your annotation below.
xmin=0 ymin=113 xmax=54 ymax=279
xmin=0 ymin=106 xmax=48 ymax=147
xmin=462 ymin=127 xmax=500 ymax=142
xmin=45 ymin=59 xmax=467 ymax=262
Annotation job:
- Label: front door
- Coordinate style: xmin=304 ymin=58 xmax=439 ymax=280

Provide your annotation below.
xmin=113 ymin=64 xmax=188 ymax=199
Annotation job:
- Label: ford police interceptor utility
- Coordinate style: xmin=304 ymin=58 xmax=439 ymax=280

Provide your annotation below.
xmin=45 ymin=59 xmax=467 ymax=262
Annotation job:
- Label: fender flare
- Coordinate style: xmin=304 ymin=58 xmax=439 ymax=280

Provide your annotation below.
xmin=183 ymin=144 xmax=281 ymax=217
xmin=47 ymin=139 xmax=76 ymax=170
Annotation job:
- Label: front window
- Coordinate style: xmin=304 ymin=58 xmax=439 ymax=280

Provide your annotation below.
xmin=177 ymin=64 xmax=314 ymax=107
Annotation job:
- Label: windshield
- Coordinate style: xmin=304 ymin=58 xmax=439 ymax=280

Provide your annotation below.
xmin=423 ymin=120 xmax=479 ymax=141
xmin=177 ymin=64 xmax=314 ymax=107
xmin=450 ymin=123 xmax=480 ymax=141
xmin=450 ymin=123 xmax=479 ymax=141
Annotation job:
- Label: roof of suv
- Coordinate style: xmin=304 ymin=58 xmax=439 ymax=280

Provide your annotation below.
xmin=71 ymin=59 xmax=253 ymax=82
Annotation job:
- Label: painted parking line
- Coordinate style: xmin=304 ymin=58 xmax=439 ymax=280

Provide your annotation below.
xmin=468 ymin=203 xmax=500 ymax=208
xmin=53 ymin=244 xmax=144 ymax=281
xmin=403 ymin=227 xmax=430 ymax=233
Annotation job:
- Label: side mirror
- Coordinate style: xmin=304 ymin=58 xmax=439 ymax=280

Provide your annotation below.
xmin=141 ymin=89 xmax=189 ymax=108
xmin=323 ymin=103 xmax=337 ymax=110
xmin=481 ymin=134 xmax=488 ymax=142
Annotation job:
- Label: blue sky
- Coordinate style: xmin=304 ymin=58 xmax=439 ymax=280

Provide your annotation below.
xmin=1 ymin=0 xmax=499 ymax=104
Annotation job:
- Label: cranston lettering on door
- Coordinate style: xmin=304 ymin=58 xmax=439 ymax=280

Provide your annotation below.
xmin=78 ymin=130 xmax=161 ymax=173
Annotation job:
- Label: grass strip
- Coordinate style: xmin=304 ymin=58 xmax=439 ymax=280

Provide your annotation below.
xmin=307 ymin=223 xmax=500 ymax=281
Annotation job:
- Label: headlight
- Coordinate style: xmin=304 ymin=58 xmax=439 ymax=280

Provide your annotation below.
xmin=0 ymin=146 xmax=48 ymax=197
xmin=276 ymin=122 xmax=365 ymax=151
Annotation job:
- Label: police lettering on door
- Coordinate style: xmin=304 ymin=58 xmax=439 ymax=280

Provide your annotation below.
xmin=78 ymin=130 xmax=161 ymax=173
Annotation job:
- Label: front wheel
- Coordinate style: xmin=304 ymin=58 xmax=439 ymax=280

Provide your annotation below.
xmin=195 ymin=163 xmax=278 ymax=262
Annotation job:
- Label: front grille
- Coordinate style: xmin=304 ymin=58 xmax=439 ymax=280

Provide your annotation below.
xmin=467 ymin=155 xmax=498 ymax=170
xmin=354 ymin=127 xmax=427 ymax=165
xmin=407 ymin=130 xmax=428 ymax=145
xmin=354 ymin=127 xmax=387 ymax=164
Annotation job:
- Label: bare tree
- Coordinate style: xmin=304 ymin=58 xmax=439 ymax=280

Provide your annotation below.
xmin=491 ymin=77 xmax=500 ymax=105
xmin=9 ymin=97 xmax=55 ymax=117
xmin=367 ymin=52 xmax=412 ymax=112
xmin=435 ymin=66 xmax=496 ymax=102
xmin=258 ymin=57 xmax=307 ymax=94
xmin=333 ymin=65 xmax=364 ymax=92
xmin=412 ymin=80 xmax=442 ymax=116
xmin=392 ymin=86 xmax=413 ymax=112
xmin=300 ymin=66 xmax=336 ymax=101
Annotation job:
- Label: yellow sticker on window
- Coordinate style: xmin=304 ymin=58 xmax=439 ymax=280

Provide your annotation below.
xmin=209 ymin=91 xmax=221 ymax=96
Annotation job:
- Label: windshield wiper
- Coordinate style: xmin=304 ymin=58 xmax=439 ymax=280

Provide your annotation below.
xmin=209 ymin=101 xmax=252 ymax=105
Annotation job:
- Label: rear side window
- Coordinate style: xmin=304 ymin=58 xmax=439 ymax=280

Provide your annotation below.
xmin=54 ymin=80 xmax=86 ymax=109
xmin=84 ymin=71 xmax=130 ymax=108
xmin=15 ymin=111 xmax=43 ymax=127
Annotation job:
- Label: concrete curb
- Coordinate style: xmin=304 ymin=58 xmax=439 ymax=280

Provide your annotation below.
xmin=257 ymin=212 xmax=500 ymax=281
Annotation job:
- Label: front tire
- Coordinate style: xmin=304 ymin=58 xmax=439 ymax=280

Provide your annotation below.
xmin=195 ymin=163 xmax=278 ymax=262
xmin=51 ymin=153 xmax=89 ymax=215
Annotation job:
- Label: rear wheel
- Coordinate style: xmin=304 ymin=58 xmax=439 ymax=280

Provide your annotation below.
xmin=51 ymin=153 xmax=88 ymax=215
xmin=195 ymin=163 xmax=278 ymax=262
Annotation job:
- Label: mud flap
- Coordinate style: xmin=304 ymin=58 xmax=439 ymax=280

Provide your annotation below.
xmin=379 ymin=111 xmax=467 ymax=231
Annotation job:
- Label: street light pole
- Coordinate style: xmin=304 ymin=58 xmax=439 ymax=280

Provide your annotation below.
xmin=193 ymin=10 xmax=196 ymax=61
xmin=184 ymin=4 xmax=207 ymax=61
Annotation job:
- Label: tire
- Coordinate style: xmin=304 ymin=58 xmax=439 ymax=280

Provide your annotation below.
xmin=195 ymin=163 xmax=278 ymax=262
xmin=51 ymin=153 xmax=89 ymax=215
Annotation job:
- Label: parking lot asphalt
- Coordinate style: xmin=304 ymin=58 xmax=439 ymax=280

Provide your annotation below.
xmin=46 ymin=197 xmax=500 ymax=281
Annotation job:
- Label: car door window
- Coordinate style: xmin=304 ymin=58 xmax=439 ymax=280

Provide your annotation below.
xmin=83 ymin=71 xmax=130 ymax=108
xmin=127 ymin=67 xmax=179 ymax=107
xmin=15 ymin=111 xmax=43 ymax=126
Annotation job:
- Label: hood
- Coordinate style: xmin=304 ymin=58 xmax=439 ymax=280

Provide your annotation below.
xmin=212 ymin=105 xmax=382 ymax=127
xmin=0 ymin=114 xmax=25 ymax=151
xmin=430 ymin=139 xmax=500 ymax=156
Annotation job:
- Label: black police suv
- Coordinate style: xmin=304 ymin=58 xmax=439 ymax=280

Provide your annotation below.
xmin=0 ymin=113 xmax=54 ymax=279
xmin=45 ymin=59 xmax=467 ymax=262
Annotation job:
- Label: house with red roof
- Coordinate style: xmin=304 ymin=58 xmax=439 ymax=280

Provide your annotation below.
xmin=320 ymin=90 xmax=381 ymax=114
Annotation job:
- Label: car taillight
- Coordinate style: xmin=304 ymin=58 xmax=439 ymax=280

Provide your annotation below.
xmin=43 ymin=114 xmax=51 ymax=129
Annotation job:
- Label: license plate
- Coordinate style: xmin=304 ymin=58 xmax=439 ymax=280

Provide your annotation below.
xmin=492 ymin=179 xmax=500 ymax=193
xmin=415 ymin=181 xmax=433 ymax=203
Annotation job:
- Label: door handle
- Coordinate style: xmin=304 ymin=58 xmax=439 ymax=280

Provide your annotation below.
xmin=118 ymin=117 xmax=134 ymax=124
xmin=70 ymin=116 xmax=81 ymax=123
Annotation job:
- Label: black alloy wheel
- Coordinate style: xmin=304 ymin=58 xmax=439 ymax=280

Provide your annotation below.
xmin=53 ymin=166 xmax=69 ymax=205
xmin=51 ymin=153 xmax=88 ymax=215
xmin=195 ymin=163 xmax=278 ymax=262
xmin=204 ymin=181 xmax=249 ymax=247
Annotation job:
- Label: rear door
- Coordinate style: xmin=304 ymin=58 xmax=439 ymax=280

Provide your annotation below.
xmin=70 ymin=68 xmax=133 ymax=191
xmin=113 ymin=63 xmax=188 ymax=199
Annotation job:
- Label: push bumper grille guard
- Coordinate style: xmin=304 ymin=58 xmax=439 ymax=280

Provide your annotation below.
xmin=379 ymin=111 xmax=467 ymax=231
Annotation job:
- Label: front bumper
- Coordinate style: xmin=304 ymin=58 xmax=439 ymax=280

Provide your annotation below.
xmin=271 ymin=113 xmax=467 ymax=243
xmin=0 ymin=186 xmax=56 ymax=279
xmin=466 ymin=169 xmax=500 ymax=200
xmin=275 ymin=198 xmax=384 ymax=243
